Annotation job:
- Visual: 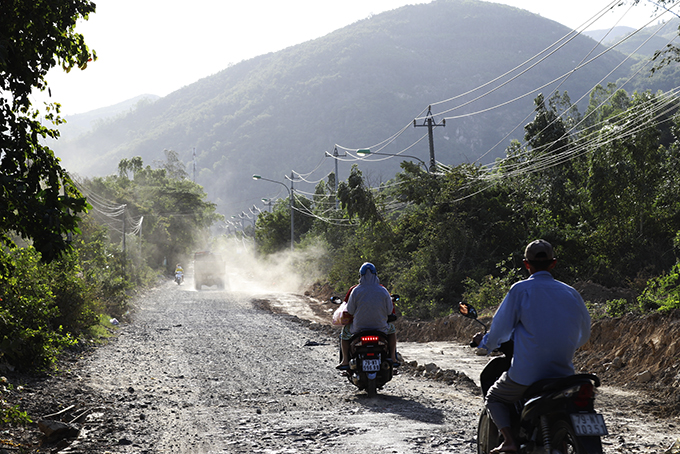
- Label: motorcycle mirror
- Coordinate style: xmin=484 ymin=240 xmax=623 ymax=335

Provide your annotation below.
xmin=330 ymin=296 xmax=342 ymax=304
xmin=459 ymin=302 xmax=488 ymax=332
xmin=391 ymin=294 xmax=400 ymax=303
xmin=458 ymin=302 xmax=478 ymax=319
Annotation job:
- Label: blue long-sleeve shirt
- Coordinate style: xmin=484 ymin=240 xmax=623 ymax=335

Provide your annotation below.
xmin=478 ymin=271 xmax=591 ymax=386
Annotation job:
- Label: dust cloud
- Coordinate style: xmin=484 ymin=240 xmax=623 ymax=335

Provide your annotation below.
xmin=201 ymin=236 xmax=327 ymax=295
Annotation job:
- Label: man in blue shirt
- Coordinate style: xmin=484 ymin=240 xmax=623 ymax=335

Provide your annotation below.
xmin=473 ymin=239 xmax=591 ymax=454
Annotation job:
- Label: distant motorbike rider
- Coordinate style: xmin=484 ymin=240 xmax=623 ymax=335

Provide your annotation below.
xmin=336 ymin=262 xmax=398 ymax=370
xmin=175 ymin=264 xmax=184 ymax=282
xmin=472 ymin=239 xmax=591 ymax=454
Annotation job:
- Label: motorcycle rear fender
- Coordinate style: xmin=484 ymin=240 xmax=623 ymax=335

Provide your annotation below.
xmin=578 ymin=434 xmax=604 ymax=454
xmin=521 ymin=376 xmax=598 ymax=422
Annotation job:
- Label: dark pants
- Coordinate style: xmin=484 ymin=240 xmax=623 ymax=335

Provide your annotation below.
xmin=485 ymin=371 xmax=529 ymax=430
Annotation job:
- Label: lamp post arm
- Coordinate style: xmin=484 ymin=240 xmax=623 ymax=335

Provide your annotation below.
xmin=359 ymin=152 xmax=428 ymax=173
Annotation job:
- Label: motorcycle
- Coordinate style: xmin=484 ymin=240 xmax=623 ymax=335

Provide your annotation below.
xmin=458 ymin=302 xmax=608 ymax=454
xmin=331 ymin=294 xmax=400 ymax=397
xmin=175 ymin=271 xmax=184 ymax=285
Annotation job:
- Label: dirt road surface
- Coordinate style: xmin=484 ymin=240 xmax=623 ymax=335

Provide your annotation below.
xmin=34 ymin=280 xmax=680 ymax=453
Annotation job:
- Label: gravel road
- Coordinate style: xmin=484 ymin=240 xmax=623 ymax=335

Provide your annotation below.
xmin=59 ymin=281 xmax=679 ymax=454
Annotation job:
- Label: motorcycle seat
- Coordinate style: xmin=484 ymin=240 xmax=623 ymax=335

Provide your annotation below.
xmin=523 ymin=373 xmax=600 ymax=399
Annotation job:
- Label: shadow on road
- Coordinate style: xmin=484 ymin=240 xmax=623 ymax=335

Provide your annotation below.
xmin=351 ymin=393 xmax=446 ymax=424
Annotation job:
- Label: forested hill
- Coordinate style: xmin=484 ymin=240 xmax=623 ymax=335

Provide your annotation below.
xmin=52 ymin=0 xmax=663 ymax=215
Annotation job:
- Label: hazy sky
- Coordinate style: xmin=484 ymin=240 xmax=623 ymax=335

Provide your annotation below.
xmin=38 ymin=0 xmax=666 ymax=115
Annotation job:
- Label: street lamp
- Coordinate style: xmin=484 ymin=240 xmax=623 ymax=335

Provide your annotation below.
xmin=252 ymin=174 xmax=294 ymax=251
xmin=324 ymin=146 xmax=347 ymax=209
xmin=241 ymin=211 xmax=256 ymax=230
xmin=357 ymin=149 xmax=429 ymax=173
xmin=261 ymin=198 xmax=273 ymax=212
xmin=231 ymin=215 xmax=244 ymax=232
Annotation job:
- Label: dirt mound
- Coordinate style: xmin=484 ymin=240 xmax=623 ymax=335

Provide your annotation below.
xmin=576 ymin=310 xmax=680 ymax=418
xmin=573 ymin=280 xmax=637 ymax=305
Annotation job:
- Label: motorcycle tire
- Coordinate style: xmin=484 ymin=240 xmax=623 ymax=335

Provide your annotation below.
xmin=550 ymin=419 xmax=584 ymax=454
xmin=477 ymin=410 xmax=500 ymax=454
xmin=366 ymin=378 xmax=377 ymax=398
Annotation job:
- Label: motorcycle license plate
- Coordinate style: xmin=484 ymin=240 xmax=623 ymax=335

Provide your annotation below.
xmin=571 ymin=413 xmax=608 ymax=436
xmin=362 ymin=359 xmax=381 ymax=372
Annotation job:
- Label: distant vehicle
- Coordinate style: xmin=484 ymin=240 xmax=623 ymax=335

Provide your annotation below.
xmin=193 ymin=251 xmax=227 ymax=290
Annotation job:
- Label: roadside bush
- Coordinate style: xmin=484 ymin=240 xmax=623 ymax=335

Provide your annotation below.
xmin=637 ymin=263 xmax=680 ymax=313
xmin=0 ymin=403 xmax=31 ymax=426
xmin=47 ymin=250 xmax=99 ymax=337
xmin=0 ymin=246 xmax=76 ymax=370
xmin=604 ymin=298 xmax=640 ymax=317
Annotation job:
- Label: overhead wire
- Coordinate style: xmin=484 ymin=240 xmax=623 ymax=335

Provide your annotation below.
xmin=478 ymin=87 xmax=680 ymax=183
xmin=472 ymin=1 xmax=637 ymax=164
xmin=460 ymin=2 xmax=677 ymax=187
xmin=480 ymin=21 xmax=679 ymax=180
xmin=328 ymin=1 xmax=663 ymax=182
xmin=439 ymin=9 xmax=668 ymax=122
xmin=251 ymin=2 xmax=680 ymax=226
xmin=348 ymin=5 xmax=680 ymax=208
xmin=423 ymin=0 xmax=622 ymax=113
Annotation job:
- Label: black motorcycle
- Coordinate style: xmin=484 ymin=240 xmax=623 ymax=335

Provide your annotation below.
xmin=331 ymin=294 xmax=399 ymax=397
xmin=459 ymin=302 xmax=608 ymax=454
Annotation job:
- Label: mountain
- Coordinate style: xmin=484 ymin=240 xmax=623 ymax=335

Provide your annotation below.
xmin=56 ymin=95 xmax=160 ymax=141
xmin=51 ymin=0 xmax=670 ymax=217
xmin=598 ymin=19 xmax=679 ymax=59
xmin=584 ymin=26 xmax=636 ymax=43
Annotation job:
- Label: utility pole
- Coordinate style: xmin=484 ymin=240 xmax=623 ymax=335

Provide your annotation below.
xmin=324 ymin=146 xmax=346 ymax=209
xmin=414 ymin=106 xmax=445 ymax=173
xmin=122 ymin=204 xmax=127 ymax=278
xmin=139 ymin=216 xmax=144 ymax=261
xmin=192 ymin=147 xmax=196 ymax=182
xmin=285 ymin=171 xmax=298 ymax=251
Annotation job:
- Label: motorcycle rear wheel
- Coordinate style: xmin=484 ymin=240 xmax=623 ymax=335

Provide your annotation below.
xmin=366 ymin=379 xmax=377 ymax=397
xmin=550 ymin=419 xmax=583 ymax=454
xmin=477 ymin=410 xmax=500 ymax=454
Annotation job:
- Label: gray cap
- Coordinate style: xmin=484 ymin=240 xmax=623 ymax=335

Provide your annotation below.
xmin=524 ymin=239 xmax=555 ymax=261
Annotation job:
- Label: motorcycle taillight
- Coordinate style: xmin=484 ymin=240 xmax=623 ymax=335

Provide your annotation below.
xmin=361 ymin=335 xmax=380 ymax=343
xmin=574 ymin=382 xmax=594 ymax=408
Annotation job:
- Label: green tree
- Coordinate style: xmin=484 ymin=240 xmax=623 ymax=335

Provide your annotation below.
xmin=253 ymin=190 xmax=314 ymax=254
xmin=1 ymin=0 xmax=96 ymax=262
xmin=255 ymin=199 xmax=294 ymax=254
xmin=85 ymin=156 xmax=221 ymax=274
xmin=582 ymin=90 xmax=673 ymax=283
